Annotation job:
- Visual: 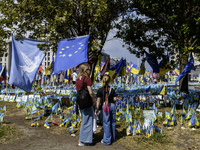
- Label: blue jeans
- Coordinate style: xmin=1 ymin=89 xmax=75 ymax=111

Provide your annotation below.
xmin=102 ymin=103 xmax=116 ymax=145
xmin=79 ymin=106 xmax=93 ymax=143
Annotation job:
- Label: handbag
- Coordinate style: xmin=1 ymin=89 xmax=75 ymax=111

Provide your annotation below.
xmin=76 ymin=76 xmax=93 ymax=110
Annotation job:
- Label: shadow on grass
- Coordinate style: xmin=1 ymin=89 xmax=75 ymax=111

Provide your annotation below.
xmin=93 ymin=124 xmax=126 ymax=145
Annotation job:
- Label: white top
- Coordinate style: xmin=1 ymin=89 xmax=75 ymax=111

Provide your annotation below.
xmin=72 ymin=72 xmax=77 ymax=81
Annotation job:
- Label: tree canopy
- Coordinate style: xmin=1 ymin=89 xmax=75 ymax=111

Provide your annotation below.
xmin=0 ymin=0 xmax=131 ymax=56
xmin=115 ymin=0 xmax=200 ymax=93
xmin=115 ymin=0 xmax=200 ymax=65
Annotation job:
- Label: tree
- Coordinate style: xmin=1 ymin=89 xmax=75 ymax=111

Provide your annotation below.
xmin=0 ymin=0 xmax=131 ymax=56
xmin=115 ymin=0 xmax=200 ymax=93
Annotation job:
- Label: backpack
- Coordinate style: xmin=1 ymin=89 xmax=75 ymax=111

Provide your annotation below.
xmin=76 ymin=76 xmax=93 ymax=110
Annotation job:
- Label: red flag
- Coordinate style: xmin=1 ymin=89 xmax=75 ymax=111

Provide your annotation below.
xmin=0 ymin=66 xmax=6 ymax=81
xmin=38 ymin=66 xmax=43 ymax=72
xmin=150 ymin=77 xmax=153 ymax=84
xmin=126 ymin=68 xmax=129 ymax=74
xmin=52 ymin=119 xmax=59 ymax=126
xmin=100 ymin=57 xmax=110 ymax=76
xmin=172 ymin=70 xmax=179 ymax=76
xmin=152 ymin=73 xmax=157 ymax=79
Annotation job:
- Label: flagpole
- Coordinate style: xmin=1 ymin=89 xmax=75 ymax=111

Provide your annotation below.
xmin=121 ymin=75 xmax=122 ymax=88
xmin=6 ymin=79 xmax=7 ymax=91
xmin=123 ymin=75 xmax=125 ymax=92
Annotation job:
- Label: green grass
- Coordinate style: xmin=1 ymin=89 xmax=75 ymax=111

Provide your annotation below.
xmin=0 ymin=101 xmax=17 ymax=111
xmin=0 ymin=125 xmax=16 ymax=139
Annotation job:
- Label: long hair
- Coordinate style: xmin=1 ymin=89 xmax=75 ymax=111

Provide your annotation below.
xmin=102 ymin=75 xmax=110 ymax=104
xmin=77 ymin=63 xmax=91 ymax=80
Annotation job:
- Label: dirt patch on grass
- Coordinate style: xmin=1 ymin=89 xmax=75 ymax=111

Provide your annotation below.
xmin=1 ymin=102 xmax=200 ymax=150
xmin=0 ymin=102 xmax=126 ymax=150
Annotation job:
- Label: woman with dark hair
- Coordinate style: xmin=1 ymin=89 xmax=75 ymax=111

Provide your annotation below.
xmin=96 ymin=75 xmax=117 ymax=145
xmin=75 ymin=63 xmax=95 ymax=146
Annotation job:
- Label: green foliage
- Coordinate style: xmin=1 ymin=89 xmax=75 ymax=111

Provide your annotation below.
xmin=0 ymin=0 xmax=131 ymax=56
xmin=115 ymin=0 xmax=200 ymax=67
xmin=0 ymin=125 xmax=16 ymax=139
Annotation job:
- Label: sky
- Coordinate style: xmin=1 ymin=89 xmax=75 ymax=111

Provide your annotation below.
xmin=103 ymin=29 xmax=152 ymax=72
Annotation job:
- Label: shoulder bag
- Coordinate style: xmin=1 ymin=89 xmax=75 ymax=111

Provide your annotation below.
xmin=76 ymin=76 xmax=93 ymax=110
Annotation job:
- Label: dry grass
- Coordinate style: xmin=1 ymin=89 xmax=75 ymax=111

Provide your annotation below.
xmin=1 ymin=101 xmax=200 ymax=149
xmin=117 ymin=106 xmax=200 ymax=150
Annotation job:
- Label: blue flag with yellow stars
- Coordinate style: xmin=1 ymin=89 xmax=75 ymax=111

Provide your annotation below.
xmin=54 ymin=35 xmax=89 ymax=74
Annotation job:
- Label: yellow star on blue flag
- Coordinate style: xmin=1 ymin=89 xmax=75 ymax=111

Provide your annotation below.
xmin=54 ymin=35 xmax=89 ymax=74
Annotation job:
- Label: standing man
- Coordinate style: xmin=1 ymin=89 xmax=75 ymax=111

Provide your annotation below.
xmin=72 ymin=70 xmax=77 ymax=85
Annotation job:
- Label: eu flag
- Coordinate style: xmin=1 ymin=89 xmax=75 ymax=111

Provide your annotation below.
xmin=145 ymin=52 xmax=159 ymax=73
xmin=54 ymin=35 xmax=89 ymax=74
xmin=176 ymin=53 xmax=195 ymax=82
xmin=9 ymin=35 xmax=48 ymax=93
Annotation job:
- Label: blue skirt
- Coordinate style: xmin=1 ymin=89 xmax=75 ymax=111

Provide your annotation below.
xmin=79 ymin=106 xmax=93 ymax=143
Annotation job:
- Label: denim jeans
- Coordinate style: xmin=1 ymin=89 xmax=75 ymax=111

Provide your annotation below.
xmin=79 ymin=106 xmax=93 ymax=143
xmin=102 ymin=103 xmax=116 ymax=145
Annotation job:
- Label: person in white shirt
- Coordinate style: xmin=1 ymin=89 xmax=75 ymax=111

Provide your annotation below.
xmin=72 ymin=70 xmax=77 ymax=84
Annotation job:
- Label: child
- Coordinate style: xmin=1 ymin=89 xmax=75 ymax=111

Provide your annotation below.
xmin=96 ymin=75 xmax=117 ymax=145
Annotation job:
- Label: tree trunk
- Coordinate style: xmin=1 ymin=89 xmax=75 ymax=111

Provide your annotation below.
xmin=179 ymin=54 xmax=189 ymax=94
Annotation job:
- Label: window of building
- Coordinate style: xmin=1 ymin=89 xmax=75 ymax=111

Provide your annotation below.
xmin=48 ymin=62 xmax=50 ymax=66
xmin=48 ymin=57 xmax=50 ymax=61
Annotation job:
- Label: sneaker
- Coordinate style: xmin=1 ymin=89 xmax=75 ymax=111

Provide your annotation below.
xmin=78 ymin=141 xmax=85 ymax=146
xmin=101 ymin=139 xmax=104 ymax=144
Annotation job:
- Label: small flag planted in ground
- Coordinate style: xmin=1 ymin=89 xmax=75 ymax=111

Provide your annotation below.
xmin=69 ymin=126 xmax=74 ymax=134
xmin=31 ymin=121 xmax=35 ymax=127
xmin=52 ymin=119 xmax=59 ymax=126
xmin=26 ymin=114 xmax=32 ymax=120
xmin=37 ymin=121 xmax=40 ymax=127
xmin=44 ymin=121 xmax=50 ymax=129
